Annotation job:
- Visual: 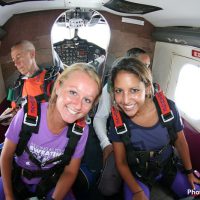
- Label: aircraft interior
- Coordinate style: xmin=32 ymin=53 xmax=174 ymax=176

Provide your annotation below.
xmin=0 ymin=1 xmax=200 ymax=200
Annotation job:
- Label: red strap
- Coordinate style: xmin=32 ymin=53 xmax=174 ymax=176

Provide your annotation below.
xmin=155 ymin=91 xmax=171 ymax=115
xmin=27 ymin=96 xmax=38 ymax=118
xmin=76 ymin=117 xmax=86 ymax=128
xmin=111 ymin=106 xmax=124 ymax=128
xmin=11 ymin=101 xmax=17 ymax=109
xmin=46 ymin=81 xmax=54 ymax=96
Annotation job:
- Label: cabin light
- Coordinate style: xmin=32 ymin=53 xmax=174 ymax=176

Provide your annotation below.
xmin=121 ymin=17 xmax=144 ymax=26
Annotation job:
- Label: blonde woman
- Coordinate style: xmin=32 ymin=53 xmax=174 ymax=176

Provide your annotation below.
xmin=0 ymin=63 xmax=101 ymax=200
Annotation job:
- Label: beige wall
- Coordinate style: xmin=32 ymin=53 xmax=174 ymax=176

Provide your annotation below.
xmin=102 ymin=12 xmax=155 ymax=59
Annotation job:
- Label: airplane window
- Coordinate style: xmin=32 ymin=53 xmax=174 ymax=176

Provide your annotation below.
xmin=51 ymin=8 xmax=110 ymax=82
xmin=175 ymin=63 xmax=200 ymax=120
xmin=51 ymin=23 xmax=110 ymax=50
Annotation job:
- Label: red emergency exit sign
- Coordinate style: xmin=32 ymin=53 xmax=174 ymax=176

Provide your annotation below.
xmin=192 ymin=50 xmax=200 ymax=58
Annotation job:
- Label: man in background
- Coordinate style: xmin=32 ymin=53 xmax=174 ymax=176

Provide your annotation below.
xmin=93 ymin=48 xmax=151 ymax=163
xmin=0 ymin=40 xmax=59 ymax=125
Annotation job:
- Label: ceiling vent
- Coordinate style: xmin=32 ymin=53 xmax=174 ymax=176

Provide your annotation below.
xmin=103 ymin=0 xmax=162 ymax=14
xmin=152 ymin=27 xmax=200 ymax=48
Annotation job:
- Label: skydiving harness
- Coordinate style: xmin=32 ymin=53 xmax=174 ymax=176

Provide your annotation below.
xmin=12 ymin=96 xmax=86 ymax=199
xmin=10 ymin=66 xmax=60 ymax=108
xmin=111 ymin=91 xmax=178 ymax=187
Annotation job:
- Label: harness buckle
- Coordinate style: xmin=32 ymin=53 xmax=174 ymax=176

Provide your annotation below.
xmin=21 ymin=168 xmax=33 ymax=180
xmin=115 ymin=123 xmax=127 ymax=134
xmin=23 ymin=113 xmax=38 ymax=127
xmin=21 ymin=168 xmax=24 ymax=176
xmin=72 ymin=123 xmax=84 ymax=135
xmin=161 ymin=110 xmax=174 ymax=123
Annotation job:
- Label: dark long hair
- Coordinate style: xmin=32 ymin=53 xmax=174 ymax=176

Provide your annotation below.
xmin=110 ymin=57 xmax=154 ymax=96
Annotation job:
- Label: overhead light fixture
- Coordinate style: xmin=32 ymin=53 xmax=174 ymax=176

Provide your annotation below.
xmin=122 ymin=17 xmax=144 ymax=26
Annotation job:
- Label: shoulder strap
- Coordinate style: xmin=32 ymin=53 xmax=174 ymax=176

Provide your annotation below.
xmin=154 ymin=91 xmax=177 ymax=144
xmin=111 ymin=107 xmax=127 ymax=135
xmin=27 ymin=67 xmax=59 ymax=103
xmin=154 ymin=91 xmax=174 ymax=123
xmin=15 ymin=96 xmax=41 ymax=156
xmin=111 ymin=106 xmax=134 ymax=151
xmin=61 ymin=118 xmax=86 ymax=165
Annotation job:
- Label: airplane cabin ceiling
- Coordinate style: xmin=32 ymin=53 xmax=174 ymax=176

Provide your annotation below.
xmin=0 ymin=0 xmax=200 ymax=27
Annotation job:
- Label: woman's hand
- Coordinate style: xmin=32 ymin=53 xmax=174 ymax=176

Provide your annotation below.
xmin=132 ymin=190 xmax=148 ymax=200
xmin=187 ymin=173 xmax=200 ymax=189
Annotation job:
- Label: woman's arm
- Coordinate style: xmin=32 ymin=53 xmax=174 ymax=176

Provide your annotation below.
xmin=175 ymin=131 xmax=200 ymax=188
xmin=1 ymin=138 xmax=17 ymax=200
xmin=175 ymin=131 xmax=192 ymax=171
xmin=113 ymin=142 xmax=147 ymax=200
xmin=52 ymin=157 xmax=81 ymax=200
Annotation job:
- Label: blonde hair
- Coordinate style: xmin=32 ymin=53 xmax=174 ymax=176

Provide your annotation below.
xmin=49 ymin=63 xmax=102 ymax=105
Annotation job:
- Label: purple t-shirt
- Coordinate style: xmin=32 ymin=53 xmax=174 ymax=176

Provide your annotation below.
xmin=5 ymin=102 xmax=89 ymax=184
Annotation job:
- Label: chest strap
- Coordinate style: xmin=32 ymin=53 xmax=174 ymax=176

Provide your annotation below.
xmin=16 ymin=117 xmax=86 ymax=178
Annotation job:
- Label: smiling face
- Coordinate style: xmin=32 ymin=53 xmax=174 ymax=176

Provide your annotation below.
xmin=114 ymin=70 xmax=149 ymax=118
xmin=55 ymin=70 xmax=99 ymax=123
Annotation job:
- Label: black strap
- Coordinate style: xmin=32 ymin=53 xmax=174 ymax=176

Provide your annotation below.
xmin=12 ymin=76 xmax=24 ymax=106
xmin=16 ymin=96 xmax=41 ymax=156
